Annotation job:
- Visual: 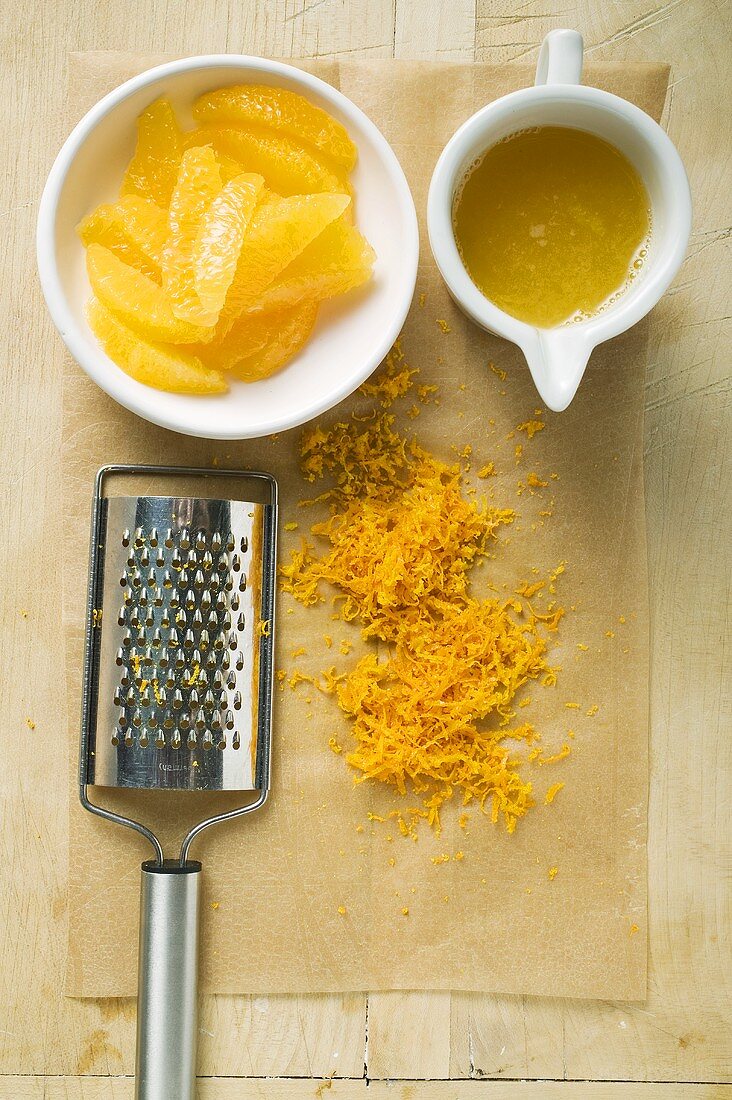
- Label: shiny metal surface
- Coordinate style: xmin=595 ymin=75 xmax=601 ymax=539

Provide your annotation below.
xmin=135 ymin=861 xmax=201 ymax=1100
xmin=79 ymin=464 xmax=277 ymax=856
xmin=88 ymin=494 xmax=266 ymax=791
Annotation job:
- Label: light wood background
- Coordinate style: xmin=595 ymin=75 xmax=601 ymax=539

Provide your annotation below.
xmin=1 ymin=0 xmax=729 ymax=1096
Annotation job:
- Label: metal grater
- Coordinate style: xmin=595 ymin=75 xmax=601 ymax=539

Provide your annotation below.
xmin=79 ymin=463 xmax=277 ymax=1100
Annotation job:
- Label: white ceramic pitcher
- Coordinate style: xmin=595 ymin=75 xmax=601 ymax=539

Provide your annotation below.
xmin=427 ymin=29 xmax=691 ymax=411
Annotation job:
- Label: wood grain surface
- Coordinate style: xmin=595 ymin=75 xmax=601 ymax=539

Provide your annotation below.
xmin=0 ymin=0 xmax=729 ymax=1094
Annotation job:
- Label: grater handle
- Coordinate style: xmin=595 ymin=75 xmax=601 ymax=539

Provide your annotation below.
xmin=135 ymin=860 xmax=201 ymax=1100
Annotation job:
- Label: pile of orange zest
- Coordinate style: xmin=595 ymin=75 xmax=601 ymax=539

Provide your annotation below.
xmin=297 ymin=412 xmax=413 ymax=504
xmin=357 ymin=339 xmax=416 ymax=407
xmin=280 ymin=382 xmax=566 ymax=835
xmin=477 ymin=462 xmax=495 ymax=478
xmin=527 ymin=472 xmax=548 ymax=488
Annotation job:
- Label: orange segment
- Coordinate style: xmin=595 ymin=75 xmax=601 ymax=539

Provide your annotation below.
xmin=192 ymin=173 xmax=264 ymax=313
xmin=115 ymin=195 xmax=169 ymax=268
xmin=78 ymin=205 xmax=158 ymax=280
xmin=216 ymin=152 xmax=249 ymax=182
xmin=222 ymin=192 xmax=350 ymax=322
xmin=231 ymin=303 xmax=319 ymax=381
xmin=184 ymin=127 xmax=348 ymax=196
xmin=187 ymin=305 xmax=307 ymax=373
xmin=230 ymin=302 xmax=319 ymax=382
xmin=78 ymin=196 xmax=168 ymax=281
xmin=87 ymin=298 xmax=227 ymax=395
xmin=249 ymin=215 xmax=375 ymax=314
xmin=193 ymin=85 xmax=357 ymax=170
xmin=86 ymin=243 xmax=214 ymax=345
xmin=121 ymin=97 xmax=182 ymax=207
xmin=163 ymin=146 xmax=223 ymax=326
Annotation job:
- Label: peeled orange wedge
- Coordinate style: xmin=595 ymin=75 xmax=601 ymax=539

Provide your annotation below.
xmin=78 ymin=195 xmax=168 ymax=280
xmin=193 ymin=84 xmax=357 ymax=170
xmin=78 ymin=83 xmax=375 ymax=393
xmin=78 ymin=206 xmax=158 ymax=281
xmin=193 ymin=172 xmax=264 ymax=313
xmin=184 ymin=127 xmax=349 ymax=196
xmin=232 ymin=302 xmax=319 ymax=382
xmin=88 ymin=298 xmax=227 ymax=394
xmin=249 ymin=215 xmax=375 ymax=314
xmin=86 ymin=244 xmax=214 ymax=345
xmin=121 ymin=98 xmax=182 ymax=208
xmin=115 ymin=196 xmax=169 ymax=268
xmin=222 ymin=192 xmax=350 ymax=321
xmin=217 ymin=153 xmax=250 ymax=183
xmin=187 ymin=303 xmax=312 ymax=373
xmin=162 ymin=146 xmax=223 ymax=327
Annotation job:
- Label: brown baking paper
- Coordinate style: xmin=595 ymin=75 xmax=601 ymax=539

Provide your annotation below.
xmin=63 ymin=54 xmax=668 ymax=999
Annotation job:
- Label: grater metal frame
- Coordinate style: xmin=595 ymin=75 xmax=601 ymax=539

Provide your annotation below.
xmin=79 ymin=463 xmax=278 ymax=866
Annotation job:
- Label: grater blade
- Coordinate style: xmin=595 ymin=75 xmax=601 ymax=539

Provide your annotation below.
xmin=82 ymin=470 xmax=276 ymax=795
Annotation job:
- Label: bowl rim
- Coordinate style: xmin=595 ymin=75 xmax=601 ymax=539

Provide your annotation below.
xmin=37 ymin=54 xmax=419 ymax=439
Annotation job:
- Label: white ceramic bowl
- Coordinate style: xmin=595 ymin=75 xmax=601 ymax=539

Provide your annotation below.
xmin=427 ymin=30 xmax=692 ymax=412
xmin=37 ymin=56 xmax=419 ymax=439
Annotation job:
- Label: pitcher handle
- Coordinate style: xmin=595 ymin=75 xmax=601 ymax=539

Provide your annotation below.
xmin=535 ymin=29 xmax=583 ymax=86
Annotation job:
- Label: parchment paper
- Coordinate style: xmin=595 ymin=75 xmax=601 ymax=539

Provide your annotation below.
xmin=63 ymin=53 xmax=667 ymax=999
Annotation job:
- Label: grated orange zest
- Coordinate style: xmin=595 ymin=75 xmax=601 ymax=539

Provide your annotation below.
xmin=280 ymin=363 xmax=566 ymax=834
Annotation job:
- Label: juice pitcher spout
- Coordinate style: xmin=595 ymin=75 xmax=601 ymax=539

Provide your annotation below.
xmin=521 ymin=329 xmax=593 ymax=412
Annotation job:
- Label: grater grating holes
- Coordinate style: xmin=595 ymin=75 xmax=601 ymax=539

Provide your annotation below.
xmin=110 ymin=525 xmax=251 ymax=753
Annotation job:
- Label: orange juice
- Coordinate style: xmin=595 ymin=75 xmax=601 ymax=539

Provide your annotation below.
xmin=453 ymin=126 xmax=650 ymax=328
